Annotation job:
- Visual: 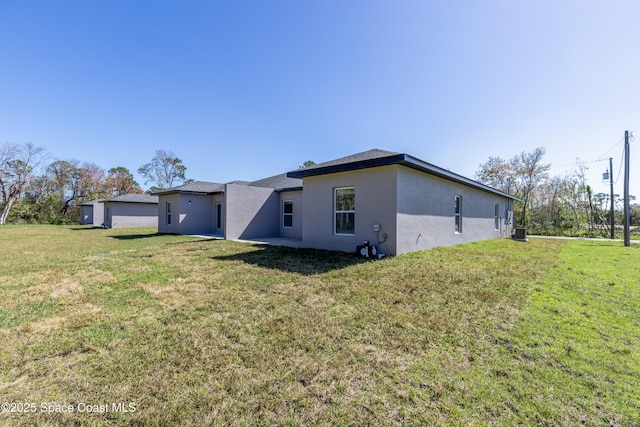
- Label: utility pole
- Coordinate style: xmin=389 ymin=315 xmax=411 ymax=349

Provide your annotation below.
xmin=609 ymin=157 xmax=615 ymax=239
xmin=624 ymin=130 xmax=631 ymax=247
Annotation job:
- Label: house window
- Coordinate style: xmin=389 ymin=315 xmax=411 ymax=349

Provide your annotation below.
xmin=283 ymin=201 xmax=293 ymax=228
xmin=166 ymin=202 xmax=172 ymax=225
xmin=334 ymin=187 xmax=355 ymax=235
xmin=216 ymin=203 xmax=222 ymax=230
xmin=495 ymin=203 xmax=500 ymax=230
xmin=454 ymin=195 xmax=462 ymax=233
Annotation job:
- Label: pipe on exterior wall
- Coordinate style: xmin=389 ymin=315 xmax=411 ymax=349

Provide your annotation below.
xmin=372 ymin=221 xmax=387 ymax=245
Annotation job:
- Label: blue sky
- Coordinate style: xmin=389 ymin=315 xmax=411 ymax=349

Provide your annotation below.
xmin=1 ymin=0 xmax=638 ymax=197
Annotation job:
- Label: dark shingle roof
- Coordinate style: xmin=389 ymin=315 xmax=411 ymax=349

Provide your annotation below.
xmin=152 ymin=181 xmax=225 ymax=195
xmin=152 ymin=176 xmax=302 ymax=195
xmin=79 ymin=198 xmax=107 ymax=206
xmin=300 ymin=149 xmax=400 ymax=171
xmin=287 ymin=148 xmax=517 ymax=200
xmin=286 ymin=149 xmax=401 ymax=179
xmin=106 ymin=194 xmax=159 ymax=204
xmin=249 ymin=173 xmax=303 ymax=190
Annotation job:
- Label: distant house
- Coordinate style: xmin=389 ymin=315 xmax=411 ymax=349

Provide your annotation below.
xmin=154 ymin=149 xmax=516 ymax=255
xmin=153 ymin=181 xmax=225 ymax=235
xmin=102 ymin=194 xmax=159 ymax=229
xmin=79 ymin=199 xmax=106 ymax=226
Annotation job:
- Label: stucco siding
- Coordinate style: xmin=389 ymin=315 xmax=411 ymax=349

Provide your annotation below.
xmin=80 ymin=206 xmax=93 ymax=225
xmin=212 ymin=195 xmax=225 ymax=235
xmin=177 ymin=194 xmax=214 ymax=235
xmin=396 ymin=167 xmax=511 ymax=254
xmin=279 ymin=190 xmax=303 ymax=239
xmin=80 ymin=200 xmax=104 ymax=226
xmin=93 ymin=202 xmax=104 ymax=226
xmin=158 ymin=194 xmax=181 ymax=234
xmin=301 ymin=166 xmax=398 ymax=254
xmin=107 ymin=203 xmax=158 ymax=229
xmin=225 ymin=184 xmax=279 ymax=240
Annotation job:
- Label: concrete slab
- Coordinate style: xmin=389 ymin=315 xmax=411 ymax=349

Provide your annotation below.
xmin=235 ymin=237 xmax=304 ymax=248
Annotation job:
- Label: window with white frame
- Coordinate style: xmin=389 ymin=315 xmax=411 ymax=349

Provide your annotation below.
xmin=454 ymin=195 xmax=462 ymax=233
xmin=283 ymin=200 xmax=293 ymax=228
xmin=494 ymin=203 xmax=500 ymax=230
xmin=334 ymin=187 xmax=355 ymax=235
xmin=166 ymin=202 xmax=172 ymax=225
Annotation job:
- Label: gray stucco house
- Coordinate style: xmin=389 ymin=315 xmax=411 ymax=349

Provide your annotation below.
xmin=287 ymin=149 xmax=515 ymax=254
xmin=153 ymin=181 xmax=225 ymax=235
xmin=79 ymin=199 xmax=106 ymax=226
xmin=154 ymin=149 xmax=516 ymax=255
xmin=102 ymin=194 xmax=159 ymax=229
xmin=154 ymin=175 xmax=302 ymax=238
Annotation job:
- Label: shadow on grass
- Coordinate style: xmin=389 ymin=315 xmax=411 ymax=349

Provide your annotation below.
xmin=70 ymin=226 xmax=104 ymax=230
xmin=109 ymin=233 xmax=168 ymax=240
xmin=210 ymin=244 xmax=370 ymax=275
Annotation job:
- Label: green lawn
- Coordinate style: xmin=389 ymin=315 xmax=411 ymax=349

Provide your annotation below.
xmin=0 ymin=225 xmax=638 ymax=426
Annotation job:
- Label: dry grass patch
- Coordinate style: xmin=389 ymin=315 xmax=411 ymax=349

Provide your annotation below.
xmin=0 ymin=226 xmax=638 ymax=426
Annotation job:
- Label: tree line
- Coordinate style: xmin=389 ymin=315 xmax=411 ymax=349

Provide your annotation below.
xmin=474 ymin=147 xmax=639 ymax=237
xmin=0 ymin=143 xmax=188 ymax=225
xmin=1 ymin=142 xmax=637 ymax=233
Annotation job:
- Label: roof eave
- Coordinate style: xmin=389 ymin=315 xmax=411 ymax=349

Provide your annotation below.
xmin=104 ymin=201 xmax=158 ymax=205
xmin=153 ymin=189 xmax=225 ymax=196
xmin=287 ymin=153 xmax=517 ymax=200
xmin=287 ymin=154 xmax=406 ymax=179
xmin=276 ymin=186 xmax=304 ymax=193
xmin=151 ymin=190 xmax=210 ymax=196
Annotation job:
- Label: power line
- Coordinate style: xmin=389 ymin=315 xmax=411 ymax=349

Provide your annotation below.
xmin=599 ymin=135 xmax=626 ymax=159
xmin=548 ymin=136 xmax=625 ymax=170
xmin=614 ymin=146 xmax=625 ymax=185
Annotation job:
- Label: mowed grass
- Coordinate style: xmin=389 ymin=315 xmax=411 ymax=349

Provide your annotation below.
xmin=0 ymin=225 xmax=638 ymax=426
